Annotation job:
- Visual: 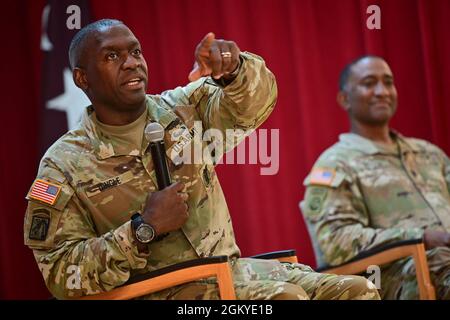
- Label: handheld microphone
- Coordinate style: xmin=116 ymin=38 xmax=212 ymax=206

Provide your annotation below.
xmin=144 ymin=122 xmax=171 ymax=190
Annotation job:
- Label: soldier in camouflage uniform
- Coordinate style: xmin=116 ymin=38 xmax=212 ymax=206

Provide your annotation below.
xmin=302 ymin=55 xmax=450 ymax=299
xmin=24 ymin=19 xmax=380 ymax=300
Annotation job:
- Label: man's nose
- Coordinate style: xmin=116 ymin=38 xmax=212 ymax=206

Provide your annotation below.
xmin=122 ymin=54 xmax=140 ymax=69
xmin=374 ymin=81 xmax=389 ymax=96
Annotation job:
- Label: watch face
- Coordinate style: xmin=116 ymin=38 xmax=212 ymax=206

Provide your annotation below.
xmin=136 ymin=224 xmax=155 ymax=243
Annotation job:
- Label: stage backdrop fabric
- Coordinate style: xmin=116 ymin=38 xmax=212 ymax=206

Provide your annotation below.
xmin=1 ymin=0 xmax=449 ymax=299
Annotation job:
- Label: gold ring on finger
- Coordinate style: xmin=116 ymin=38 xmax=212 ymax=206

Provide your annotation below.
xmin=221 ymin=51 xmax=232 ymax=58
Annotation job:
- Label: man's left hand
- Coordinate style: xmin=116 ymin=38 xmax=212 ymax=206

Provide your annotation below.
xmin=188 ymin=32 xmax=241 ymax=82
xmin=423 ymin=230 xmax=450 ymax=250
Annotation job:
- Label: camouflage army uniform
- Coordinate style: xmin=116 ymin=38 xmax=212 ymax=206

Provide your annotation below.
xmin=24 ymin=52 xmax=379 ymax=300
xmin=302 ymin=131 xmax=450 ymax=299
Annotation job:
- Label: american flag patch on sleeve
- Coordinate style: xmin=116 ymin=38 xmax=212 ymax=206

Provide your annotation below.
xmin=309 ymin=168 xmax=336 ymax=186
xmin=29 ymin=179 xmax=62 ymax=205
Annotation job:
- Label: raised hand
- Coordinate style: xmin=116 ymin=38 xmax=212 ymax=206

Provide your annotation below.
xmin=188 ymin=32 xmax=241 ymax=82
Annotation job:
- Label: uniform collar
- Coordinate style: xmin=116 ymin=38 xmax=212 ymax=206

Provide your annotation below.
xmin=81 ymin=95 xmax=179 ymax=160
xmin=338 ymin=130 xmax=421 ymax=155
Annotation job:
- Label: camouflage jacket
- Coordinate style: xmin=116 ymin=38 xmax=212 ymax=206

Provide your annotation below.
xmin=24 ymin=52 xmax=277 ymax=299
xmin=302 ymin=131 xmax=450 ymax=266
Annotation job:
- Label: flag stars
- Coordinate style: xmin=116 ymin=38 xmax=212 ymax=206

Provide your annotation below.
xmin=46 ymin=68 xmax=91 ymax=130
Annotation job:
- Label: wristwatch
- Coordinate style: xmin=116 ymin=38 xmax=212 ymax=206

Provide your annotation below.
xmin=131 ymin=213 xmax=156 ymax=244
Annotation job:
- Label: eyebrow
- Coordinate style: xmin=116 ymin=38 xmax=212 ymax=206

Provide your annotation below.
xmin=100 ymin=41 xmax=141 ymax=52
xmin=360 ymin=74 xmax=394 ymax=81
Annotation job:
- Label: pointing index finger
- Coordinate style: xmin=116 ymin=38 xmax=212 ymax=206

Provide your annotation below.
xmin=199 ymin=32 xmax=215 ymax=50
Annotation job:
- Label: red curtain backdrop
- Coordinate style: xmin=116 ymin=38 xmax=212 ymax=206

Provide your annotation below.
xmin=1 ymin=0 xmax=449 ymax=299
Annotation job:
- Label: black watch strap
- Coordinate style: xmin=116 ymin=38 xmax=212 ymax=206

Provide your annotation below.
xmin=131 ymin=212 xmax=143 ymax=230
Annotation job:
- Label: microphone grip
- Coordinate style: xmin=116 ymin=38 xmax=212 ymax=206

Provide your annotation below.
xmin=150 ymin=141 xmax=171 ymax=190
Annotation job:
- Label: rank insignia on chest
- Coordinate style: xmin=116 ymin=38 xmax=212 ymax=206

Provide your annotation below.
xmin=309 ymin=168 xmax=335 ymax=186
xmin=29 ymin=179 xmax=62 ymax=205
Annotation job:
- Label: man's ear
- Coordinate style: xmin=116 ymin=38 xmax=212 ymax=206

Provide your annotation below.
xmin=73 ymin=68 xmax=88 ymax=90
xmin=337 ymin=90 xmax=350 ymax=112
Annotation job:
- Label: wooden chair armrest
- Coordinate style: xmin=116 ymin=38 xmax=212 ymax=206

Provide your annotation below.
xmin=79 ymin=256 xmax=236 ymax=300
xmin=316 ymin=239 xmax=422 ymax=272
xmin=251 ymin=249 xmax=298 ymax=263
xmin=318 ymin=239 xmax=435 ymax=300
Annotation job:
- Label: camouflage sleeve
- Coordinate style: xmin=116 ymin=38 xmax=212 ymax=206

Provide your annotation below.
xmin=24 ymin=161 xmax=149 ymax=299
xmin=440 ymin=148 xmax=450 ymax=193
xmin=160 ymin=51 xmax=277 ymax=154
xmin=302 ymin=159 xmax=424 ymax=266
xmin=416 ymin=139 xmax=450 ymax=193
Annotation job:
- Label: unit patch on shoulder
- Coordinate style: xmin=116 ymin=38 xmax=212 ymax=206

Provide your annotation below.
xmin=306 ymin=187 xmax=328 ymax=214
xmin=29 ymin=208 xmax=50 ymax=241
xmin=308 ymin=196 xmax=323 ymax=212
xmin=29 ymin=179 xmax=62 ymax=205
xmin=309 ymin=168 xmax=336 ymax=186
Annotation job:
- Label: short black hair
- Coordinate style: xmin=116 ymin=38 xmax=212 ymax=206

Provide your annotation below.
xmin=68 ymin=19 xmax=124 ymax=69
xmin=338 ymin=55 xmax=385 ymax=91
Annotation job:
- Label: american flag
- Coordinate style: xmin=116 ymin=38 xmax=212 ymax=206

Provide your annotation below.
xmin=310 ymin=168 xmax=335 ymax=186
xmin=29 ymin=179 xmax=61 ymax=205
